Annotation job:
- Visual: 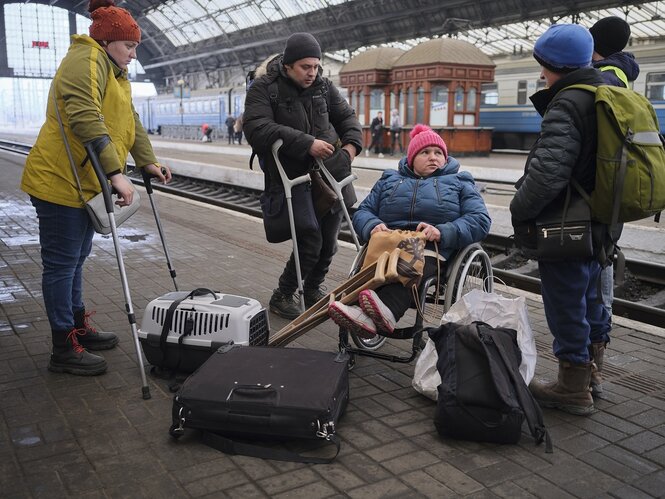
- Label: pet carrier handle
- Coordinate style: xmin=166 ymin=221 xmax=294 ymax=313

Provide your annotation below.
xmin=85 ymin=138 xmax=114 ymax=214
xmin=226 ymin=385 xmax=279 ymax=405
xmin=188 ymin=288 xmax=218 ymax=299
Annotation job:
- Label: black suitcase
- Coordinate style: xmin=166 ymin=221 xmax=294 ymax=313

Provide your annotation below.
xmin=169 ymin=345 xmax=349 ymax=463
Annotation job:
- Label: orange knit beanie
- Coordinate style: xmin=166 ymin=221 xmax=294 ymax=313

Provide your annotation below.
xmin=89 ymin=0 xmax=140 ymax=43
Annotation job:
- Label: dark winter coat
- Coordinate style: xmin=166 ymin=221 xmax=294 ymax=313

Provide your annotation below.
xmin=510 ymin=67 xmax=616 ymax=260
xmin=353 ymin=157 xmax=491 ymax=259
xmin=243 ymin=56 xmax=362 ymax=197
xmin=593 ymin=51 xmax=640 ymax=88
xmin=370 ymin=116 xmax=384 ymax=138
xmin=511 ymin=68 xmax=606 ymax=222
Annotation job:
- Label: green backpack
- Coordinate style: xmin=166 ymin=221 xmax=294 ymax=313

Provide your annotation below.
xmin=567 ymin=83 xmax=665 ymax=225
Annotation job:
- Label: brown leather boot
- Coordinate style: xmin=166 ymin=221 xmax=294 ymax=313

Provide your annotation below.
xmin=589 ymin=342 xmax=606 ymax=399
xmin=529 ymin=361 xmax=594 ymax=416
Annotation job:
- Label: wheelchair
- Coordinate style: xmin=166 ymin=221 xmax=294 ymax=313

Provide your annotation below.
xmin=338 ymin=242 xmax=493 ymax=364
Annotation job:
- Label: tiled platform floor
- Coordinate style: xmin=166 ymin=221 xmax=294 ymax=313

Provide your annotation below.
xmin=2 ymin=151 xmax=665 ymax=498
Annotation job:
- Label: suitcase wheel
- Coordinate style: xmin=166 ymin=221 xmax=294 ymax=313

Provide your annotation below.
xmin=169 ymin=423 xmax=184 ymax=439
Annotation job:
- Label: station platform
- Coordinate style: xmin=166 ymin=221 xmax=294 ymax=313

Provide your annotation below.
xmin=3 ymin=150 xmax=665 ymax=498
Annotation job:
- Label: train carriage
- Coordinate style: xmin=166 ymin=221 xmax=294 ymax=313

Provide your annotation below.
xmin=479 ymin=41 xmax=665 ymax=150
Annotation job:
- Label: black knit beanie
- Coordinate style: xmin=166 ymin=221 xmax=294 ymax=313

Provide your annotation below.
xmin=590 ymin=17 xmax=631 ymax=57
xmin=283 ymin=33 xmax=322 ymax=65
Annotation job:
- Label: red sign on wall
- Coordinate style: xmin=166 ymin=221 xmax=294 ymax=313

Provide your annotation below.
xmin=32 ymin=41 xmax=49 ymax=48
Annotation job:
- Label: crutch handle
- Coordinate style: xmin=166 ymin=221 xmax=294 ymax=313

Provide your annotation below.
xmin=84 ymin=141 xmax=114 ymax=214
xmin=271 ymin=139 xmax=311 ymax=197
xmin=141 ymin=167 xmax=168 ymax=194
xmin=314 ymin=157 xmax=357 ymax=190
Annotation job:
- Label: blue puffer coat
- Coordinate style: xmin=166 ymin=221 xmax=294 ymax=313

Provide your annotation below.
xmin=353 ymin=156 xmax=491 ymax=259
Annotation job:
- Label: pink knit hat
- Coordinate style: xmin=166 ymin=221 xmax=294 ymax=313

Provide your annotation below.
xmin=407 ymin=125 xmax=447 ymax=167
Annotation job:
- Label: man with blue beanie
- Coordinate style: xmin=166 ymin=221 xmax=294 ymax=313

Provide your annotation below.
xmin=511 ymin=24 xmax=612 ymax=416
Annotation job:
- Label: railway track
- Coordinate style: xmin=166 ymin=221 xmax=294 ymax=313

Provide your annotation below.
xmin=3 ymin=138 xmax=664 ymax=328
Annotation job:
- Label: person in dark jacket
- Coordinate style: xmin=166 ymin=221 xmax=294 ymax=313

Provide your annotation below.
xmin=225 ymin=115 xmax=235 ymax=144
xmin=588 ymin=16 xmax=640 ymax=397
xmin=590 ymin=16 xmax=639 ymax=89
xmin=243 ymin=32 xmax=362 ymax=319
xmin=510 ymin=24 xmax=612 ymax=416
xmin=329 ymin=125 xmax=491 ymax=337
xmin=367 ymin=112 xmax=384 ymax=157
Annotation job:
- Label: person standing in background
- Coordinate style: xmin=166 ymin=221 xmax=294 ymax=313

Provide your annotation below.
xmin=587 ymin=15 xmax=640 ymax=398
xmin=389 ymin=109 xmax=403 ymax=156
xmin=366 ymin=111 xmax=384 ymax=157
xmin=225 ymin=115 xmax=235 ymax=144
xmin=234 ymin=113 xmax=244 ymax=145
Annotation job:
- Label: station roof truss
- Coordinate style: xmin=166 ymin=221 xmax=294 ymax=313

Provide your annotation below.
xmin=18 ymin=0 xmax=665 ymax=84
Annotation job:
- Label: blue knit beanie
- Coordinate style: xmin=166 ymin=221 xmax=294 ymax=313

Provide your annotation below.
xmin=533 ymin=24 xmax=593 ymax=73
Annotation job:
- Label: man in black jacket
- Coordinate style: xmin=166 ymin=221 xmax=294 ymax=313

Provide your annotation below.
xmin=510 ymin=24 xmax=612 ymax=416
xmin=244 ymin=32 xmax=362 ymax=319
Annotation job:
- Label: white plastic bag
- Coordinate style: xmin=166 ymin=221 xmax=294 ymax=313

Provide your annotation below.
xmin=412 ymin=337 xmax=439 ymax=400
xmin=412 ymin=288 xmax=537 ymax=400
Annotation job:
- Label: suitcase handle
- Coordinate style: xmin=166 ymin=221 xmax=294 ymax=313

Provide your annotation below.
xmin=226 ymin=385 xmax=279 ymax=405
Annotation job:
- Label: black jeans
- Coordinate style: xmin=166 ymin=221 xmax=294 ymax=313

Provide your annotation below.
xmin=376 ymin=256 xmax=444 ymax=321
xmin=278 ymin=209 xmax=344 ymax=294
xmin=227 ymin=126 xmax=234 ymax=144
xmin=369 ymin=134 xmax=382 ymax=154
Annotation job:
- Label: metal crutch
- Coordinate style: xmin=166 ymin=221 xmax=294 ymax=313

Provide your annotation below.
xmin=315 ymin=158 xmax=361 ymax=251
xmin=86 ymin=143 xmax=151 ymax=400
xmin=271 ymin=139 xmax=312 ymax=314
xmin=141 ymin=168 xmax=178 ymax=291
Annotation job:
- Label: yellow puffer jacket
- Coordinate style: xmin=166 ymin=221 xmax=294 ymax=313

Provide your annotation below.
xmin=21 ymin=35 xmax=157 ymax=208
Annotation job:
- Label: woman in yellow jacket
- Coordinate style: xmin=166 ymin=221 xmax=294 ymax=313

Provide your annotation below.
xmin=21 ymin=0 xmax=171 ymax=376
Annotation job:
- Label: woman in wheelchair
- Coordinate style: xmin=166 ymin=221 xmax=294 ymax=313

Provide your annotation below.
xmin=329 ymin=124 xmax=491 ymax=338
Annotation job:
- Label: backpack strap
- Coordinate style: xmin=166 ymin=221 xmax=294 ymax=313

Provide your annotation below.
xmin=477 ymin=323 xmax=553 ymax=453
xmin=599 ymin=65 xmax=629 ymax=88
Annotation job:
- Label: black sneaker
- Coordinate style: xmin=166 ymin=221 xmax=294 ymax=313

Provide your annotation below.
xmin=304 ymin=287 xmax=328 ymax=309
xmin=269 ymin=289 xmax=302 ymax=320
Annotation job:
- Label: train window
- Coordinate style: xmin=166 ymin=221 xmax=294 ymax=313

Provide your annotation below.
xmin=466 ymin=87 xmax=477 ymax=112
xmin=430 ymin=85 xmax=448 ymax=127
xmin=481 ymin=83 xmax=498 ymax=105
xmin=454 ymin=87 xmax=464 ymax=112
xmin=517 ymin=80 xmax=528 ymax=105
xmin=211 ymin=100 xmax=219 ymax=112
xmin=646 ymin=72 xmax=665 ymax=101
xmin=416 ymin=87 xmax=425 ymax=123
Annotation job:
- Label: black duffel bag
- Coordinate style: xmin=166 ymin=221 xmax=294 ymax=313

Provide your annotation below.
xmin=429 ymin=321 xmax=552 ymax=451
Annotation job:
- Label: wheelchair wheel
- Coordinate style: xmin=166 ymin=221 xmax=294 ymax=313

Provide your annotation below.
xmin=345 ymin=247 xmax=388 ymax=351
xmin=443 ymin=243 xmax=493 ymax=311
xmin=350 ymin=329 xmax=387 ymax=350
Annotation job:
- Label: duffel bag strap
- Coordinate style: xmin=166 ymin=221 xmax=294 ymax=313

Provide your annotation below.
xmin=480 ymin=325 xmax=553 ymax=453
xmin=201 ymin=430 xmax=341 ymax=465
